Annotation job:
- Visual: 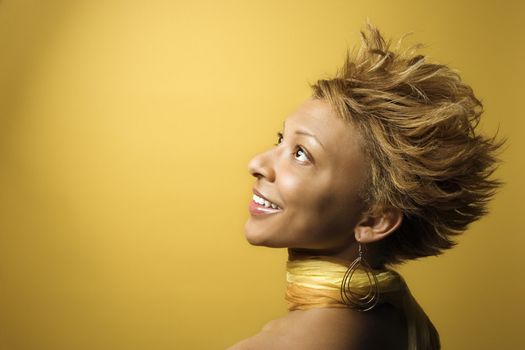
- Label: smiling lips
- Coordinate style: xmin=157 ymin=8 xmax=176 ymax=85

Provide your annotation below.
xmin=249 ymin=190 xmax=282 ymax=216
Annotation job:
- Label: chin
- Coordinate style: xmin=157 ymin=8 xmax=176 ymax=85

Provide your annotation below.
xmin=244 ymin=225 xmax=270 ymax=246
xmin=244 ymin=220 xmax=282 ymax=247
xmin=244 ymin=233 xmax=266 ymax=246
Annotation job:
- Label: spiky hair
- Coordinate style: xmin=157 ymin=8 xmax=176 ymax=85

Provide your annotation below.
xmin=311 ymin=23 xmax=504 ymax=264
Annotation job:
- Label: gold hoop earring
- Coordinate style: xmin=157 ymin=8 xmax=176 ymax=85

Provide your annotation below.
xmin=340 ymin=242 xmax=380 ymax=312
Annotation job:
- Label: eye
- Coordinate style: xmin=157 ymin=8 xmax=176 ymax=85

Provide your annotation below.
xmin=274 ymin=131 xmax=312 ymax=164
xmin=294 ymin=147 xmax=309 ymax=162
xmin=274 ymin=132 xmax=283 ymax=146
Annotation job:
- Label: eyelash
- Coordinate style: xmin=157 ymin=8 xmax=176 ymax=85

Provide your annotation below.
xmin=275 ymin=132 xmax=311 ymax=163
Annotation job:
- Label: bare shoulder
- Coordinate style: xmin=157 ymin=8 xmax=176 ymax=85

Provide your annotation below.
xmin=342 ymin=303 xmax=408 ymax=349
xmin=287 ymin=305 xmax=408 ymax=350
xmin=227 ymin=304 xmax=407 ymax=350
xmin=225 ymin=316 xmax=292 ymax=350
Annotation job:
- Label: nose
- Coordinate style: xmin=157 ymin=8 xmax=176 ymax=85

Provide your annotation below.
xmin=248 ymin=149 xmax=276 ymax=182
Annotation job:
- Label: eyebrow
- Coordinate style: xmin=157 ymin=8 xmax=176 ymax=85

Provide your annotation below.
xmin=283 ymin=122 xmax=325 ymax=149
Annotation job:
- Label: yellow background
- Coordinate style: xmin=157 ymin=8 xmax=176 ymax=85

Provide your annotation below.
xmin=0 ymin=1 xmax=523 ymax=349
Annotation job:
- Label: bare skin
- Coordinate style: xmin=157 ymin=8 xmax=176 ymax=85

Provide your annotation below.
xmin=236 ymin=98 xmax=407 ymax=349
xmin=244 ymin=98 xmax=403 ymax=259
xmin=227 ymin=305 xmax=408 ymax=350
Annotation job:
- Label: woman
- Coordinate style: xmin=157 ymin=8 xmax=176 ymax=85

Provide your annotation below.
xmin=229 ymin=24 xmax=502 ymax=350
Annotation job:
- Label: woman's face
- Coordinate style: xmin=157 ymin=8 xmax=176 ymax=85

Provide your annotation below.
xmin=245 ymin=98 xmax=370 ymax=251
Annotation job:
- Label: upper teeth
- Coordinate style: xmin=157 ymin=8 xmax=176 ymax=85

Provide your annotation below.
xmin=253 ymin=194 xmax=281 ymax=209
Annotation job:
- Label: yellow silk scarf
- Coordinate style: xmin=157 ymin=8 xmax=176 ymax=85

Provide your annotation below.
xmin=285 ymin=256 xmax=440 ymax=350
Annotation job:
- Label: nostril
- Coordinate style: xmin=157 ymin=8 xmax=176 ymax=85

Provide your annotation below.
xmin=247 ymin=159 xmax=258 ymax=177
xmin=247 ymin=150 xmax=275 ymax=182
xmin=248 ymin=154 xmax=263 ymax=176
xmin=252 ymin=171 xmax=263 ymax=179
xmin=249 ymin=165 xmax=265 ymax=179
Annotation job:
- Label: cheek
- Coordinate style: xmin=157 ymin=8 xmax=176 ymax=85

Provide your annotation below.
xmin=278 ymin=170 xmax=304 ymax=201
xmin=275 ymin=164 xmax=365 ymax=246
xmin=280 ymin=170 xmax=349 ymax=229
xmin=296 ymin=177 xmax=364 ymax=239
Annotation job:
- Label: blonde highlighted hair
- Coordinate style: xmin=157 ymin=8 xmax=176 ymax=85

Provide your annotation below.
xmin=311 ymin=24 xmax=504 ymax=265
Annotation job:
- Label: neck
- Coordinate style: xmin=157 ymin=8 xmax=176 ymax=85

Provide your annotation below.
xmin=284 ymin=253 xmax=404 ymax=312
xmin=288 ymin=242 xmax=386 ymax=270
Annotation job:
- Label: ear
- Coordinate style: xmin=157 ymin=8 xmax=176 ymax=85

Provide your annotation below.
xmin=354 ymin=207 xmax=403 ymax=244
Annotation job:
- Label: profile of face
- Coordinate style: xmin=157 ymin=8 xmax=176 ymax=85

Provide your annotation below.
xmin=245 ymin=98 xmax=371 ymax=252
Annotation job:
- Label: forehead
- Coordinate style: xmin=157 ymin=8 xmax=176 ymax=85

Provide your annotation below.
xmin=286 ymin=98 xmax=333 ymax=129
xmin=284 ymin=98 xmax=363 ymax=154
